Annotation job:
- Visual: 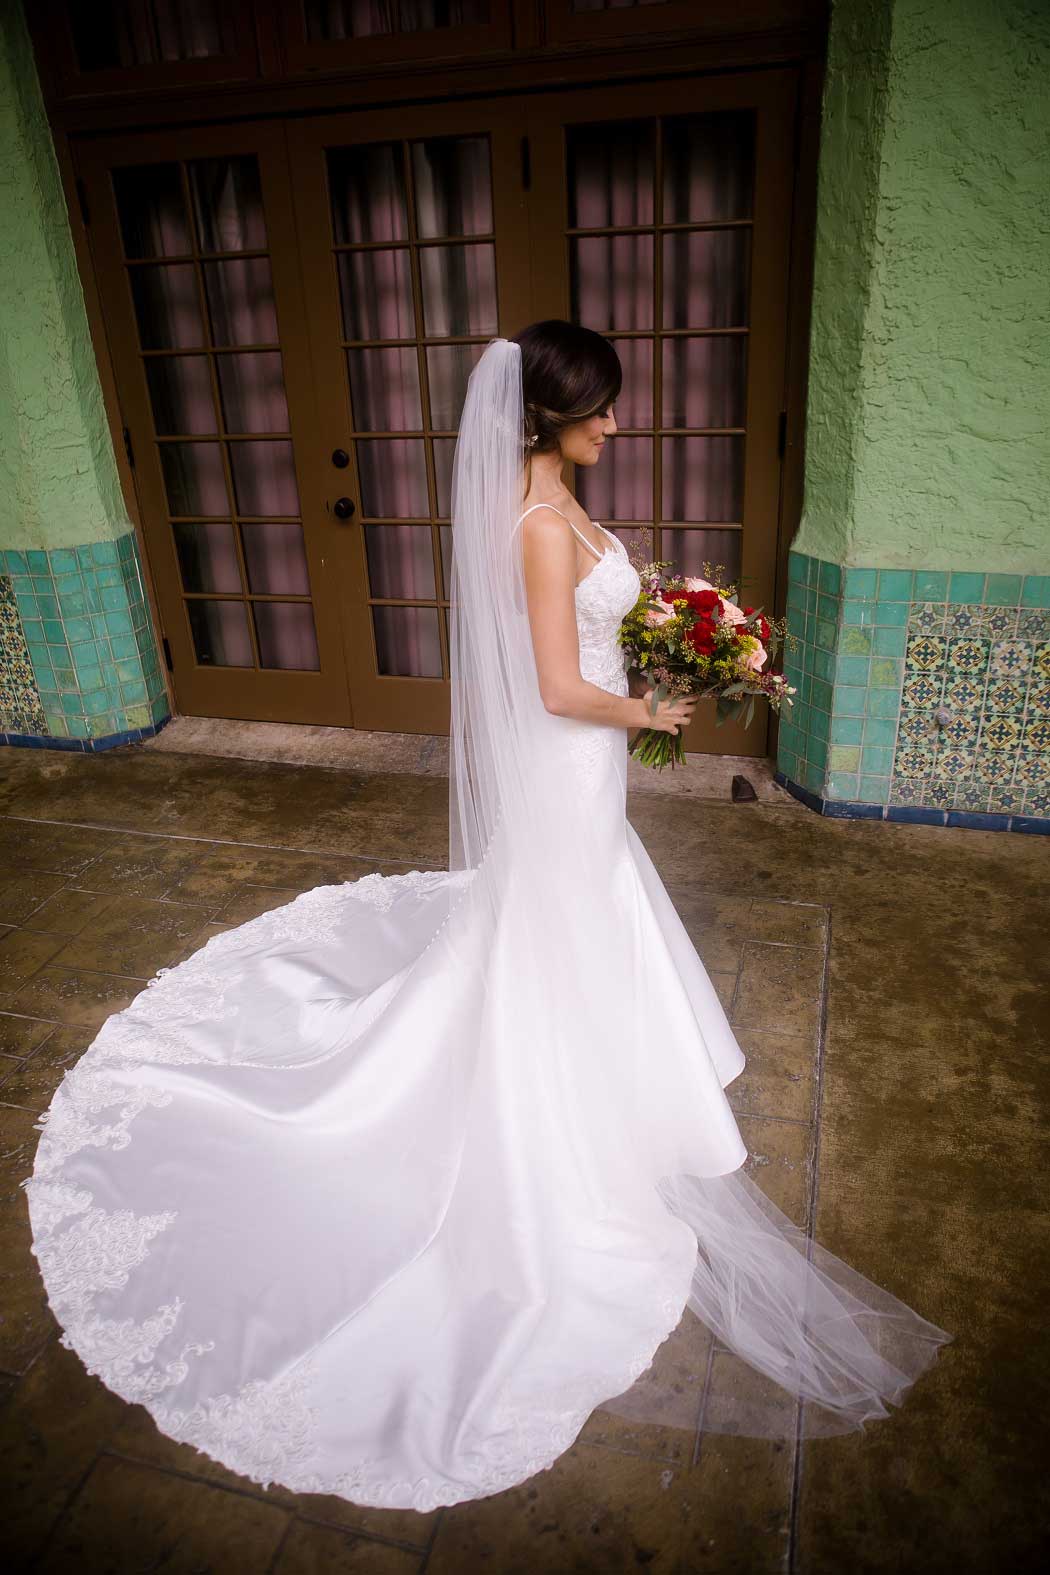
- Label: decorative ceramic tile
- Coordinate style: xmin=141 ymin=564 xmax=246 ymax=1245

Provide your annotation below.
xmin=778 ymin=551 xmax=1050 ymax=831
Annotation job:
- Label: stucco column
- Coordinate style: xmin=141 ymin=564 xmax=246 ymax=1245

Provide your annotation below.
xmin=0 ymin=2 xmax=169 ymax=748
xmin=778 ymin=0 xmax=1049 ymax=829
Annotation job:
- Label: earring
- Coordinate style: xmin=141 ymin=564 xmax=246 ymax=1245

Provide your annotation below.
xmin=525 ymin=434 xmax=538 ymax=448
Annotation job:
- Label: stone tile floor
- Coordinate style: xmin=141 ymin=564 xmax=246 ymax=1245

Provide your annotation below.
xmin=0 ymin=742 xmax=1046 ymax=1573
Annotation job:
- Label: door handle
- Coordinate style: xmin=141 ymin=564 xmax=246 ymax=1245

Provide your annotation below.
xmin=332 ymin=497 xmax=356 ymax=520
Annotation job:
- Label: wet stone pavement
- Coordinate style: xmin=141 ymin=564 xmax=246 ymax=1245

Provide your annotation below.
xmin=0 ymin=743 xmax=1046 ymax=1574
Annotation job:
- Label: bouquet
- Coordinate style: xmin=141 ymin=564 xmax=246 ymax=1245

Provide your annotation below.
xmin=618 ymin=552 xmax=797 ymax=770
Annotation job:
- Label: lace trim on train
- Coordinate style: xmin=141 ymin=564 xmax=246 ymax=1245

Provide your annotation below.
xmin=22 ymin=860 xmax=696 ymax=1511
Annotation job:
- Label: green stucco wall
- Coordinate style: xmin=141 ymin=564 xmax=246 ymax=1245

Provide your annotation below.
xmin=0 ymin=0 xmax=129 ymax=552
xmin=795 ymin=0 xmax=1050 ymax=572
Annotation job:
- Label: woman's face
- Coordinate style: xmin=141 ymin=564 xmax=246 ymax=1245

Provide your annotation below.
xmin=559 ymin=403 xmax=617 ymax=467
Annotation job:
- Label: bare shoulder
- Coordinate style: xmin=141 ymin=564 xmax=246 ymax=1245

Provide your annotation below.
xmin=520 ymin=504 xmax=575 ymax=555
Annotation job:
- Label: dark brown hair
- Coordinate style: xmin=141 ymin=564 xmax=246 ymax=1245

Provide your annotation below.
xmin=510 ymin=320 xmax=621 ymax=472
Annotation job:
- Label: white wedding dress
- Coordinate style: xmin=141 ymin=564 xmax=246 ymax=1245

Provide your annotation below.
xmin=22 ymin=507 xmax=950 ymax=1512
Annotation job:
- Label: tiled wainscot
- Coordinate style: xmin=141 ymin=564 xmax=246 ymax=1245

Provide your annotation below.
xmin=775 ymin=552 xmax=1050 ymax=832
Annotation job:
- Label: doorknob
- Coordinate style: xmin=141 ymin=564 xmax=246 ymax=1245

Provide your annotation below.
xmin=332 ymin=497 xmax=356 ymax=520
xmin=331 ymin=448 xmax=350 ymax=469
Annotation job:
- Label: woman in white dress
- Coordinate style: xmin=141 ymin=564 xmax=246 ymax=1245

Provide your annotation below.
xmin=22 ymin=324 xmax=951 ymax=1513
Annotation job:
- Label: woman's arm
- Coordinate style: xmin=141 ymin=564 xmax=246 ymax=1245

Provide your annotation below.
xmin=520 ymin=508 xmax=695 ymax=736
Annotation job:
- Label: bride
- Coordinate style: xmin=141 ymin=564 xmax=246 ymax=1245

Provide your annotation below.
xmin=22 ymin=323 xmax=951 ymax=1513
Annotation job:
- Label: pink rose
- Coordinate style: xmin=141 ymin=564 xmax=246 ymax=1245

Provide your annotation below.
xmin=644 ymin=598 xmax=677 ymax=627
xmin=742 ymin=640 xmax=768 ymax=672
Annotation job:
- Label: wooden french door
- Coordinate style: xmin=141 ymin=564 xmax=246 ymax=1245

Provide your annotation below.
xmin=77 ymin=121 xmax=356 ymax=725
xmin=77 ymin=71 xmax=796 ymax=749
xmin=287 ymin=101 xmax=532 ymax=733
xmin=525 ymin=70 xmax=797 ymax=757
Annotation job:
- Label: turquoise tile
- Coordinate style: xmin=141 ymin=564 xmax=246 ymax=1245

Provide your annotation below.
xmin=30 ymin=572 xmax=53 ymax=594
xmin=787 ymin=553 xmax=807 ymax=584
xmin=817 ymin=560 xmax=842 ymax=595
xmin=840 ymin=626 xmax=873 ymax=655
xmin=842 ymin=600 xmax=876 ymax=627
xmin=827 ymin=771 xmax=860 ymax=800
xmin=41 ymin=619 xmax=68 ymax=646
xmin=829 ymin=744 xmax=860 ymax=771
xmin=57 ymin=587 xmax=89 ymax=618
xmin=104 ymin=609 xmax=134 ymax=637
xmin=64 ymin=615 xmax=95 ymax=644
xmin=816 ymin=591 xmax=839 ymax=621
xmin=915 ymin=570 xmax=948 ymax=599
xmin=863 ymin=716 xmax=898 ymax=747
xmin=778 ymin=748 xmax=799 ymax=777
xmin=127 ymin=703 xmax=152 ymax=728
xmin=877 ymin=569 xmax=913 ymax=601
xmin=82 ymin=688 xmax=111 ymax=717
xmin=17 ymin=592 xmax=40 ymax=619
xmin=813 ymin=647 xmax=835 ymax=682
xmin=35 ymin=592 xmax=60 ymax=620
xmin=10 ymin=575 xmax=34 ymax=598
xmin=87 ymin=711 xmax=118 ymax=738
xmin=804 ymin=758 xmax=826 ymax=794
xmin=61 ymin=691 xmax=84 ymax=717
xmin=843 ymin=567 xmax=877 ymax=597
xmin=54 ymin=667 xmax=77 ymax=690
xmin=948 ymin=572 xmax=986 ymax=604
xmin=875 ymin=600 xmax=909 ymax=627
xmin=834 ymin=655 xmax=871 ymax=685
xmin=104 ymin=681 xmax=124 ymax=710
xmin=75 ymin=544 xmax=97 ymax=571
xmin=870 ymin=657 xmax=903 ymax=688
xmin=43 ymin=712 xmax=69 ymax=738
xmin=868 ymin=687 xmax=901 ymax=719
xmin=109 ymin=632 xmax=139 ymax=661
xmin=96 ymin=566 xmax=122 ymax=589
xmin=815 ymin=616 xmax=837 ymax=651
xmin=50 ymin=548 xmax=79 ymax=575
xmin=832 ymin=684 xmax=867 ymax=716
xmin=69 ymin=637 xmax=99 ymax=668
xmin=986 ymin=574 xmax=1022 ymax=606
xmin=54 ymin=571 xmax=83 ymax=598
xmin=1021 ymin=576 xmax=1050 ymax=608
xmin=100 ymin=582 xmax=130 ymax=613
xmin=91 ymin=539 xmax=119 ymax=566
xmin=150 ymin=694 xmax=171 ymax=724
xmin=25 ymin=638 xmax=50 ymax=666
xmin=873 ymin=626 xmax=907 ymax=657
xmin=810 ymin=707 xmax=830 ymax=743
xmin=21 ymin=616 xmax=43 ymax=642
xmin=861 ymin=743 xmax=894 ymax=774
xmin=831 ymin=715 xmax=864 ymax=745
xmin=114 ymin=657 xmax=142 ymax=683
xmin=859 ymin=775 xmax=890 ymax=804
xmin=810 ymin=677 xmax=833 ymax=711
xmin=120 ymin=677 xmax=148 ymax=705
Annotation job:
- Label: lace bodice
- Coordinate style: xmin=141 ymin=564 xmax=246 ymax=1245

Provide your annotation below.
xmin=574 ymin=528 xmax=641 ymax=697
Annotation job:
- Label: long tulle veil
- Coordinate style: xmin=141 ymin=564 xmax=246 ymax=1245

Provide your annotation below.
xmin=445 ymin=336 xmax=952 ymax=1440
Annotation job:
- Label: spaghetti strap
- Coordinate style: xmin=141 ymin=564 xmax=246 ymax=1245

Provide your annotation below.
xmin=516 ymin=502 xmax=604 ymax=561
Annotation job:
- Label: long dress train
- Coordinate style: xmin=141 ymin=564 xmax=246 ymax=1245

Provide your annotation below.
xmin=21 ymin=514 xmax=951 ymax=1512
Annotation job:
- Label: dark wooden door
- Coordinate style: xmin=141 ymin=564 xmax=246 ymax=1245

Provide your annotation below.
xmin=526 ymin=69 xmax=797 ymax=758
xmin=76 ymin=121 xmax=356 ymax=725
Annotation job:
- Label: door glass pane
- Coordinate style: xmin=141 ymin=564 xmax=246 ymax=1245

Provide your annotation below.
xmin=419 ymin=243 xmax=497 ymax=335
xmin=576 ymin=437 xmax=652 ymax=525
xmin=662 ymin=337 xmax=747 ymax=429
xmin=145 ymin=354 xmax=217 ymax=435
xmin=364 ymin=526 xmax=436 ymax=600
xmin=202 ymin=259 xmax=279 ymax=345
xmin=160 ymin=441 xmax=228 ymax=515
xmin=130 ymin=265 xmax=204 ymax=348
xmin=432 ymin=438 xmax=456 ymax=517
xmin=662 ymin=527 xmax=743 ymax=589
xmin=426 ymin=343 xmax=482 ymax=430
xmin=412 ymin=137 xmax=492 ymax=238
xmin=663 ymin=112 xmax=755 ymax=224
xmin=373 ymin=606 xmax=442 ymax=678
xmin=114 ymin=164 xmax=191 ymax=257
xmin=662 ymin=436 xmax=744 ymax=522
xmin=346 ymin=347 xmax=422 ymax=431
xmin=253 ymin=602 xmax=320 ymax=671
xmin=189 ymin=157 xmax=267 ymax=252
xmin=229 ymin=441 xmax=300 ymax=516
xmin=663 ymin=231 xmax=751 ymax=329
xmin=328 ymin=144 xmax=407 ymax=245
xmin=69 ymin=0 xmax=233 ymax=70
xmin=241 ymin=522 xmax=311 ymax=595
xmin=216 ymin=353 xmax=290 ymax=434
xmin=570 ymin=236 xmax=653 ymax=331
xmin=187 ymin=598 xmax=253 ymax=666
xmin=567 ymin=121 xmax=654 ymax=228
xmin=305 ymin=0 xmax=489 ymax=39
xmin=173 ymin=521 xmax=241 ymax=593
xmin=337 ymin=249 xmax=414 ymax=340
xmin=357 ymin=440 xmax=429 ymax=518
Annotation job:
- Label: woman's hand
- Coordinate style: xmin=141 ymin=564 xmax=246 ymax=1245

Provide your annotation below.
xmin=644 ymin=692 xmax=698 ymax=736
